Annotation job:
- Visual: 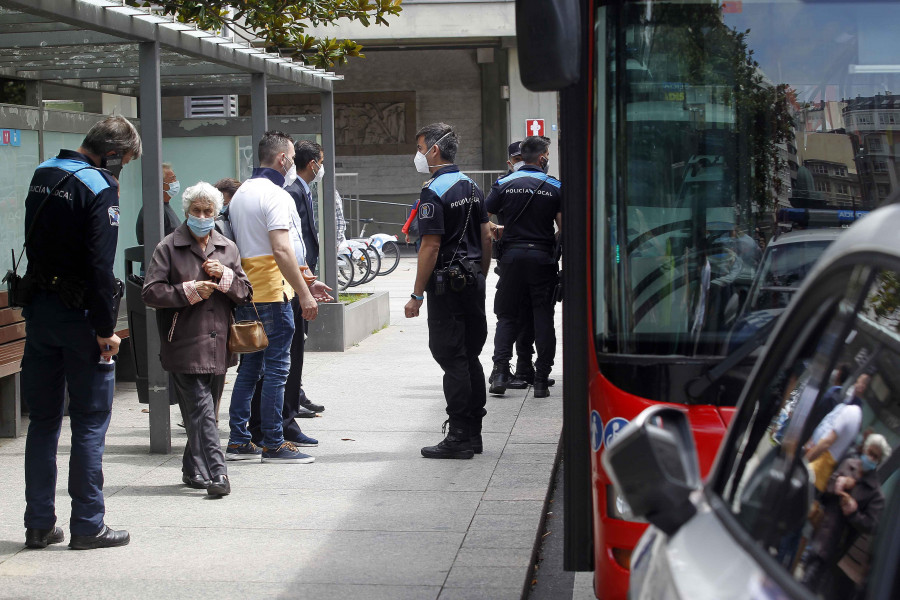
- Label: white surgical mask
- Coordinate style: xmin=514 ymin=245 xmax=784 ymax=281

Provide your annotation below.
xmin=511 ymin=162 xmax=525 ymax=172
xmin=165 ymin=180 xmax=181 ymax=199
xmin=314 ymin=163 xmax=325 ymax=183
xmin=413 ymin=131 xmax=453 ymax=174
xmin=414 ymin=151 xmax=430 ymax=174
xmin=282 ymin=156 xmax=298 ymax=188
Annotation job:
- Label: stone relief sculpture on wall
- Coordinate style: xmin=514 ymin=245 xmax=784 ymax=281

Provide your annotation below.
xmin=247 ymin=91 xmax=416 ymax=156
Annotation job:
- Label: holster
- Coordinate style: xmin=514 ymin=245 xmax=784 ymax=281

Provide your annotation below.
xmin=3 ymin=270 xmax=35 ymax=308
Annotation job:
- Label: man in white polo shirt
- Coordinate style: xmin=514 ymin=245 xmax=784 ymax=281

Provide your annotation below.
xmin=225 ymin=130 xmax=331 ymax=464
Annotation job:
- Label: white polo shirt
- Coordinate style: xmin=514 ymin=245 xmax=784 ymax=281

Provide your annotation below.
xmin=228 ymin=173 xmax=306 ymax=302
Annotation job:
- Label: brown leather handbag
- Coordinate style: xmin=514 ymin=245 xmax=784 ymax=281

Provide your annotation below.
xmin=227 ymin=301 xmax=269 ymax=354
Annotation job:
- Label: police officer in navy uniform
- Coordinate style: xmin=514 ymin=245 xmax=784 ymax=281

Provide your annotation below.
xmin=404 ymin=123 xmax=492 ymax=459
xmin=485 ymin=136 xmax=562 ymax=398
xmin=21 ymin=116 xmax=141 ymax=550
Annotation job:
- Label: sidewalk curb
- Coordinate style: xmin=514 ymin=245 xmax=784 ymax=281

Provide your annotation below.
xmin=521 ymin=434 xmax=564 ymax=599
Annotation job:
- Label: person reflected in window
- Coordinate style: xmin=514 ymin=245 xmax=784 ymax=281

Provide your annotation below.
xmin=801 ymin=434 xmax=891 ymax=597
xmin=805 ymin=373 xmax=869 ymax=491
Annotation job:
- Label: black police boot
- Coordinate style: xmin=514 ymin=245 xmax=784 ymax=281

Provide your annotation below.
xmin=508 ymin=361 xmax=534 ymax=390
xmin=489 ymin=363 xmax=512 ymax=395
xmin=421 ymin=421 xmax=474 ymax=459
xmin=533 ymin=376 xmax=550 ymax=398
xmin=471 ymin=420 xmax=483 ymax=455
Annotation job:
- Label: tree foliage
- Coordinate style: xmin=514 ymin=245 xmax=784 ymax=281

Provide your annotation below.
xmin=131 ymin=1 xmax=402 ymax=69
xmin=651 ymin=3 xmax=795 ymax=217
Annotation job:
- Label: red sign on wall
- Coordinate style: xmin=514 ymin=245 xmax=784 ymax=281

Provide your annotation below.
xmin=722 ymin=1 xmax=743 ymax=13
xmin=526 ymin=119 xmax=545 ymax=138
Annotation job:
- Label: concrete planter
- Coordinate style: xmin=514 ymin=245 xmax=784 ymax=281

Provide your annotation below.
xmin=306 ymin=291 xmax=390 ymax=352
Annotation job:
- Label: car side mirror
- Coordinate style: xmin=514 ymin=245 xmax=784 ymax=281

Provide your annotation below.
xmin=601 ymin=406 xmax=701 ymax=536
xmin=736 ymin=447 xmax=813 ymax=548
xmin=515 ymin=0 xmax=582 ymax=91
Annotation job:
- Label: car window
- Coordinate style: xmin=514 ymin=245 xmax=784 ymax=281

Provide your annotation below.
xmin=717 ymin=264 xmax=900 ymax=598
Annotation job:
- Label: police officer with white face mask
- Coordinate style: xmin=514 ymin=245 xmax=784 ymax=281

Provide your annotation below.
xmin=485 ymin=136 xmax=562 ymax=399
xmin=404 ymin=123 xmax=493 ymax=459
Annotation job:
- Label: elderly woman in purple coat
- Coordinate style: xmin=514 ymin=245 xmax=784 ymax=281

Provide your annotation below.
xmin=143 ymin=181 xmax=252 ymax=497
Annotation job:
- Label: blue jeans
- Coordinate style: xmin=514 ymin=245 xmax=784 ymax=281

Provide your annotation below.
xmin=22 ymin=292 xmax=115 ymax=536
xmin=228 ymin=301 xmax=294 ymax=450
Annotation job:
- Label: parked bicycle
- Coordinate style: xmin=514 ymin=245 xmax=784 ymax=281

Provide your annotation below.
xmin=353 ymin=218 xmax=401 ymax=276
xmin=337 ymin=239 xmax=378 ymax=290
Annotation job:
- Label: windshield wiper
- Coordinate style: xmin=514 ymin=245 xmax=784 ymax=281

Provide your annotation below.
xmin=686 ymin=317 xmax=778 ymax=400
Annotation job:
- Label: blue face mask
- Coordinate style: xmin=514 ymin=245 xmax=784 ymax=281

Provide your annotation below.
xmin=186 ymin=214 xmax=215 ymax=237
xmin=861 ymin=455 xmax=878 ymax=472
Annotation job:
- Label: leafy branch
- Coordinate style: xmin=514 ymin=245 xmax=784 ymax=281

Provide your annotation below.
xmin=131 ymin=1 xmax=402 ymax=68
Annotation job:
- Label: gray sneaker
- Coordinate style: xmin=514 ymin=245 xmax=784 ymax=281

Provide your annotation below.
xmin=262 ymin=441 xmax=315 ymax=464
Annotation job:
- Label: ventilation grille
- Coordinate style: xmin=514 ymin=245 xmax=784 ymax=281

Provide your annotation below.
xmin=184 ymin=95 xmax=238 ymax=118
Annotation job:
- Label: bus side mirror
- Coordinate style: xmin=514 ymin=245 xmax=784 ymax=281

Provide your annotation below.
xmin=601 ymin=406 xmax=702 ymax=536
xmin=515 ymin=0 xmax=582 ymax=91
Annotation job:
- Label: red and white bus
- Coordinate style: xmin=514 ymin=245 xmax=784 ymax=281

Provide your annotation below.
xmin=515 ymin=0 xmax=899 ymax=597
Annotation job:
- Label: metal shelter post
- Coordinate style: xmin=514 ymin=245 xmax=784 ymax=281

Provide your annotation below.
xmin=319 ymin=91 xmax=338 ymax=293
xmin=251 ymin=72 xmax=268 ymax=168
xmin=139 ymin=40 xmax=171 ymax=454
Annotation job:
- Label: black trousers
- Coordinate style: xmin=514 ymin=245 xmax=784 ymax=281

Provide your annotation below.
xmin=426 ymin=273 xmax=488 ymax=431
xmin=514 ymin=300 xmax=536 ymax=373
xmin=248 ymin=294 xmax=307 ymax=444
xmin=492 ymin=250 xmax=557 ymax=378
xmin=174 ymin=372 xmax=227 ymax=480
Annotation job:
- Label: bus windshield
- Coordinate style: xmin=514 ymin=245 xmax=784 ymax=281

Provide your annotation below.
xmin=593 ymin=1 xmax=899 ymax=357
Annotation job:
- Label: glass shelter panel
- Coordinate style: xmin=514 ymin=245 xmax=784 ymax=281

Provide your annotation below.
xmin=594 ymin=1 xmax=900 ymax=358
xmin=0 ymin=130 xmax=39 ymax=274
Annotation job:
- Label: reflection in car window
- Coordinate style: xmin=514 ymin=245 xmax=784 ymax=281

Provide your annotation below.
xmin=719 ymin=267 xmax=900 ymax=599
xmin=594 ymin=1 xmax=899 ymax=357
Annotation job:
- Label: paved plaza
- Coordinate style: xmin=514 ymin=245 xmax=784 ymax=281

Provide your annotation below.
xmin=0 ymin=258 xmax=564 ymax=600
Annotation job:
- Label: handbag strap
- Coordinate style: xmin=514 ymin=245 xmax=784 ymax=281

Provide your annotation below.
xmin=249 ymin=300 xmax=262 ymax=322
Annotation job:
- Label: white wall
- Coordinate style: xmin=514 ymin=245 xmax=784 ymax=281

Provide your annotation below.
xmin=507 ymin=46 xmax=560 ymax=179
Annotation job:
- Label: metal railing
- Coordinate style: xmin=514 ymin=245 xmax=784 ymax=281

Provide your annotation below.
xmin=334 ymin=170 xmax=506 ymax=239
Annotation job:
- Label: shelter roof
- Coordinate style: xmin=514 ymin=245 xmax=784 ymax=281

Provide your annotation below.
xmin=0 ymin=0 xmax=341 ymax=97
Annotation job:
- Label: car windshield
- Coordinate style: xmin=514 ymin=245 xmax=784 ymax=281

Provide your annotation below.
xmin=754 ymin=240 xmax=834 ymax=310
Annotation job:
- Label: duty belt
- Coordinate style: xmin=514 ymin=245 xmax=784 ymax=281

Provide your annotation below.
xmin=503 ymin=242 xmax=553 ymax=252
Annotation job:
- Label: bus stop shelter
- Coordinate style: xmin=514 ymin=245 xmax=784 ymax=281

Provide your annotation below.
xmin=0 ymin=0 xmax=342 ymax=453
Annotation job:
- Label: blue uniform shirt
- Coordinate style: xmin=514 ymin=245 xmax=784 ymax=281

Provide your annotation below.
xmin=416 ymin=165 xmax=488 ymax=266
xmin=485 ymin=165 xmax=562 ymax=247
xmin=24 ymin=150 xmax=120 ymax=337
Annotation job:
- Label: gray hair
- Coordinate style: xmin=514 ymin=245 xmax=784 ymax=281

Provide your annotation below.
xmin=182 ymin=181 xmax=223 ymax=215
xmin=864 ymin=433 xmax=892 ymax=465
xmin=416 ymin=122 xmax=458 ymax=162
xmin=81 ymin=115 xmax=142 ymax=159
xmin=162 ymin=162 xmax=173 ymax=172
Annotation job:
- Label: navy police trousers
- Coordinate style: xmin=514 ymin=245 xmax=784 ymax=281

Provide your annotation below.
xmin=22 ymin=292 xmax=114 ymax=536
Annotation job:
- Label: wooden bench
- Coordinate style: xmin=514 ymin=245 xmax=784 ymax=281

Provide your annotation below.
xmin=0 ymin=292 xmax=131 ymax=438
xmin=0 ymin=290 xmax=25 ymax=437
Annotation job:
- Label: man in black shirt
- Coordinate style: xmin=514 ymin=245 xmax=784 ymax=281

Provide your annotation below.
xmin=485 ymin=136 xmax=562 ymax=398
xmin=21 ymin=115 xmax=141 ymax=550
xmin=404 ymin=123 xmax=492 ymax=459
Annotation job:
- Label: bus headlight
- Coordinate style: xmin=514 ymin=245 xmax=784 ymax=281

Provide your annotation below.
xmin=606 ymin=485 xmax=645 ymax=522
